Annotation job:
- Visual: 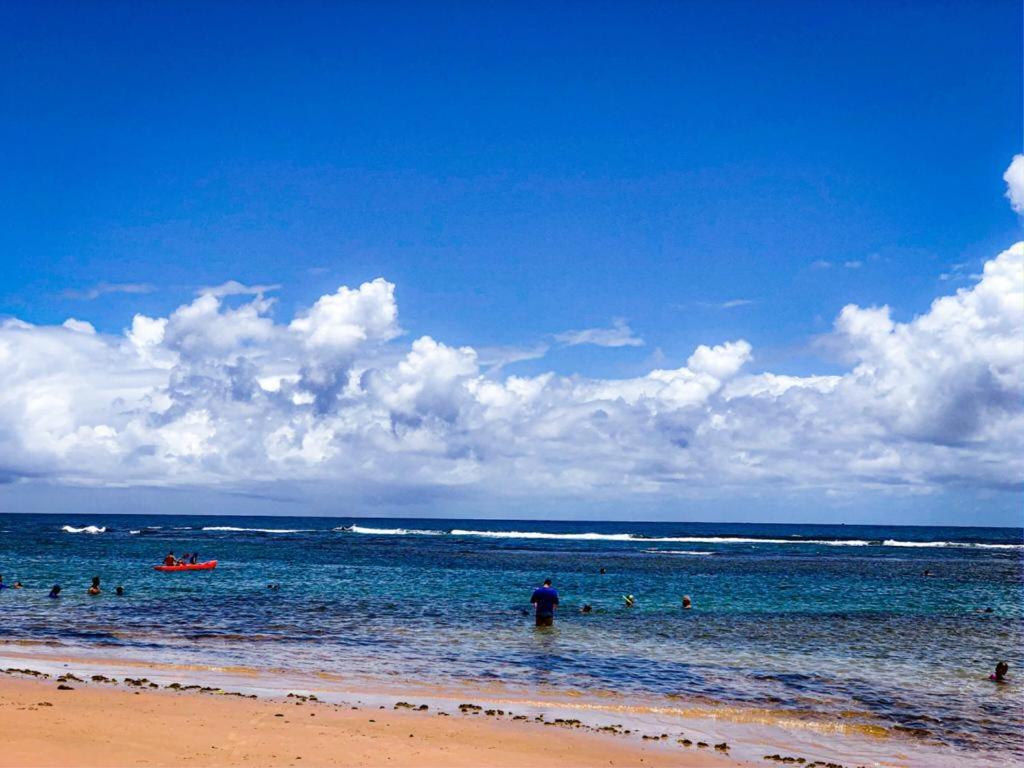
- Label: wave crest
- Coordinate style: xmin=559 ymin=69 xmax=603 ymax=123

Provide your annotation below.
xmin=201 ymin=526 xmax=310 ymax=534
xmin=61 ymin=525 xmax=106 ymax=534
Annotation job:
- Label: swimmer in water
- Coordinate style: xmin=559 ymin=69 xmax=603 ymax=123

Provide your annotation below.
xmin=990 ymin=661 xmax=1009 ymax=683
xmin=623 ymin=594 xmax=635 ymax=608
xmin=48 ymin=585 xmax=61 ymax=598
xmin=581 ymin=604 xmax=593 ymax=614
xmin=682 ymin=595 xmax=692 ymax=609
xmin=87 ymin=576 xmax=101 ymax=596
xmin=115 ymin=586 xmax=125 ymax=596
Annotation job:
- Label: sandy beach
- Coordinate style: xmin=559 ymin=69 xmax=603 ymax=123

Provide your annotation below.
xmin=0 ymin=670 xmax=744 ymax=768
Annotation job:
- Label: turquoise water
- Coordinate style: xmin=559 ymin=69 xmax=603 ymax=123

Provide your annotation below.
xmin=0 ymin=514 xmax=1021 ymax=758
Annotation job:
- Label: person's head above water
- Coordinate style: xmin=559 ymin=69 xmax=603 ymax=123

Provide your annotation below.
xmin=49 ymin=585 xmax=61 ymax=597
xmin=682 ymin=595 xmax=692 ymax=609
xmin=115 ymin=586 xmax=124 ymax=596
xmin=91 ymin=576 xmax=100 ymax=587
xmin=993 ymin=661 xmax=1009 ymax=682
xmin=543 ymin=578 xmax=552 ymax=587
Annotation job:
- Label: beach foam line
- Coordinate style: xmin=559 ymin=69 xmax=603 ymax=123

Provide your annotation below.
xmin=60 ymin=525 xmax=106 ymax=534
xmin=201 ymin=526 xmax=311 ymax=534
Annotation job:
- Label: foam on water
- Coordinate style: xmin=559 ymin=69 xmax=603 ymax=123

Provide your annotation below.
xmin=201 ymin=526 xmax=310 ymax=534
xmin=60 ymin=525 xmax=106 ymax=534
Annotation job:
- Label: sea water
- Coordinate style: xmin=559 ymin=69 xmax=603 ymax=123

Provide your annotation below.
xmin=0 ymin=514 xmax=1021 ymax=759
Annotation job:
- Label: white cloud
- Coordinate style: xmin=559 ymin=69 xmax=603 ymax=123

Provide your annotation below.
xmin=198 ymin=280 xmax=281 ymax=298
xmin=0 ymin=246 xmax=1021 ymax=506
xmin=64 ymin=283 xmax=155 ymax=300
xmin=843 ymin=260 xmax=863 ymax=269
xmin=555 ymin=318 xmax=644 ymax=348
xmin=62 ymin=319 xmax=96 ymax=335
xmin=1005 ymin=154 xmax=1024 ymax=214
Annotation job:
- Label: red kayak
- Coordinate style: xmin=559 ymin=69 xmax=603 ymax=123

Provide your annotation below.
xmin=153 ymin=560 xmax=217 ymax=572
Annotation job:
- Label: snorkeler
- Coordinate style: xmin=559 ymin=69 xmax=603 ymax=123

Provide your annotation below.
xmin=87 ymin=576 xmax=101 ymax=596
xmin=530 ymin=579 xmax=559 ymax=627
xmin=991 ymin=661 xmax=1009 ymax=683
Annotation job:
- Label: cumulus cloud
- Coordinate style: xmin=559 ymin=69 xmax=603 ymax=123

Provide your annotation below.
xmin=555 ymin=318 xmax=644 ymax=348
xmin=1005 ymin=154 xmax=1024 ymax=214
xmin=0 ymin=245 xmax=1021 ymax=505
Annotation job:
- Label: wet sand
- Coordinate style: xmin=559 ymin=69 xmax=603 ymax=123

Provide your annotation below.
xmin=0 ymin=672 xmax=742 ymax=768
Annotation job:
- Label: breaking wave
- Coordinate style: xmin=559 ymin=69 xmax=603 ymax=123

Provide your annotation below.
xmin=201 ymin=526 xmax=310 ymax=534
xmin=338 ymin=526 xmax=1021 ymax=549
xmin=336 ymin=525 xmax=446 ymax=536
xmin=61 ymin=525 xmax=106 ymax=534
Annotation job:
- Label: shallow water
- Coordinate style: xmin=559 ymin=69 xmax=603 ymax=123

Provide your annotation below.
xmin=1 ymin=514 xmax=1021 ymax=760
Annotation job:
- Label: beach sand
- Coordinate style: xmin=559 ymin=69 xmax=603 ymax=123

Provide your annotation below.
xmin=0 ymin=673 xmax=743 ymax=768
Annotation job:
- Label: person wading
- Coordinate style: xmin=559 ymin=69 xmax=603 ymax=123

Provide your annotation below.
xmin=530 ymin=578 xmax=559 ymax=627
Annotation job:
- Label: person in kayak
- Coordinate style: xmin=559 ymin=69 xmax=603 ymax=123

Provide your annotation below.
xmin=189 ymin=552 xmax=198 ymax=565
xmin=163 ymin=552 xmax=176 ymax=566
xmin=177 ymin=553 xmax=191 ymax=565
xmin=87 ymin=576 xmax=101 ymax=596
xmin=530 ymin=578 xmax=559 ymax=627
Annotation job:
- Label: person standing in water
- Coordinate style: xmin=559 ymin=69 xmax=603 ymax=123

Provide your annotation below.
xmin=530 ymin=579 xmax=559 ymax=627
xmin=87 ymin=576 xmax=101 ymax=596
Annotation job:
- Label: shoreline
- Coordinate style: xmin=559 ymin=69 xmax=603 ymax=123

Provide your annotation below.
xmin=0 ymin=673 xmax=731 ymax=768
xmin=1 ymin=647 xmax=1004 ymax=767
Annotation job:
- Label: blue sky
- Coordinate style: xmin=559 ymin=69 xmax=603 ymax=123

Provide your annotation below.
xmin=0 ymin=2 xmax=1021 ymax=524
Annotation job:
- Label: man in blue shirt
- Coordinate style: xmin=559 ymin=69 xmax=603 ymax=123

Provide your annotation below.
xmin=530 ymin=578 xmax=559 ymax=627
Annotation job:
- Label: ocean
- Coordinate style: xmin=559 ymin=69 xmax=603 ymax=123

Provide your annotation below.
xmin=1 ymin=513 xmax=1021 ymax=760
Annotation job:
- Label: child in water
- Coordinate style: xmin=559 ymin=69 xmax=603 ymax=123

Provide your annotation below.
xmin=991 ymin=661 xmax=1009 ymax=683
